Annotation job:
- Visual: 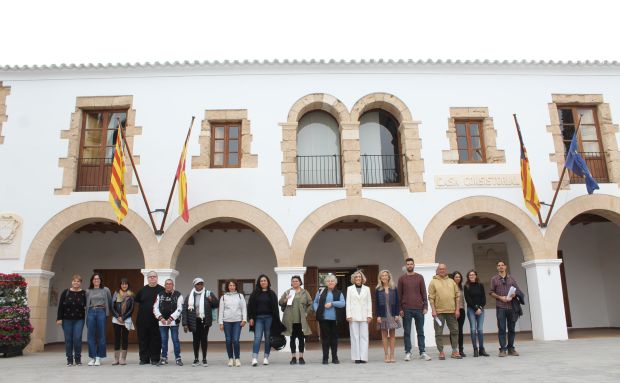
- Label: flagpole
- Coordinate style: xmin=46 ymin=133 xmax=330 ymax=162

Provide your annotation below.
xmin=513 ymin=114 xmax=544 ymax=227
xmin=159 ymin=116 xmax=195 ymax=233
xmin=543 ymin=114 xmax=583 ymax=227
xmin=117 ymin=119 xmax=159 ymax=234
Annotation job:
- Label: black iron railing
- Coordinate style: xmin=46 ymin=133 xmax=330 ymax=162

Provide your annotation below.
xmin=76 ymin=157 xmax=113 ymax=192
xmin=361 ymin=154 xmax=404 ymax=186
xmin=568 ymin=152 xmax=608 ymax=184
xmin=297 ymin=155 xmax=342 ymax=187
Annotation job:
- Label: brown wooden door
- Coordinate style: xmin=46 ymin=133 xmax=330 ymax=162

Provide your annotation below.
xmin=94 ymin=269 xmax=144 ymax=344
xmin=357 ymin=265 xmax=380 ymax=340
xmin=557 ymin=251 xmax=572 ymax=327
xmin=303 ymin=266 xmax=319 ymax=340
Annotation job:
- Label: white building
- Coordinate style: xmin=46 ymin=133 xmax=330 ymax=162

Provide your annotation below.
xmin=0 ymin=60 xmax=618 ymax=351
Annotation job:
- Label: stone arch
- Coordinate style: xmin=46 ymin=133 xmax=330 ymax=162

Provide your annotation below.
xmin=422 ymin=196 xmax=545 ymax=263
xmin=290 ymin=198 xmax=422 ymax=266
xmin=350 ymin=92 xmax=413 ymax=124
xmin=545 ymin=194 xmax=620 ymax=255
xmin=286 ymin=93 xmax=350 ymax=124
xmin=24 ymin=201 xmax=157 ymax=271
xmin=159 ymin=200 xmax=291 ymax=268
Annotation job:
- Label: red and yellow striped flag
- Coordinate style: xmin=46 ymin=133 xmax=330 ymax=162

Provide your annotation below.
xmin=515 ymin=116 xmax=541 ymax=218
xmin=176 ymin=142 xmax=189 ymax=222
xmin=109 ymin=125 xmax=128 ymax=224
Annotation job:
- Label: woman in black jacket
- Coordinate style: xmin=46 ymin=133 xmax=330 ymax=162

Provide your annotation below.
xmin=247 ymin=274 xmax=285 ymax=367
xmin=464 ymin=270 xmax=489 ymax=357
xmin=111 ymin=278 xmax=134 ymax=365
xmin=182 ymin=277 xmax=218 ymax=367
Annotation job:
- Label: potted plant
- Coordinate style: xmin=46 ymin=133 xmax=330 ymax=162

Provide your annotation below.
xmin=0 ymin=273 xmax=33 ymax=357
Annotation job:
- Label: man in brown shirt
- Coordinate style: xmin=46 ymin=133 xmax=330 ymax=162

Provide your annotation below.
xmin=397 ymin=258 xmax=431 ymax=361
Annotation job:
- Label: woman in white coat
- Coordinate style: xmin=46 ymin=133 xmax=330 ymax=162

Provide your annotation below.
xmin=346 ymin=270 xmax=373 ymax=363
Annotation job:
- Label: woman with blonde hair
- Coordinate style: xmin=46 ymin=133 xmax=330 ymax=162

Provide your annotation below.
xmin=346 ymin=270 xmax=372 ymax=364
xmin=375 ymin=270 xmax=401 ymax=363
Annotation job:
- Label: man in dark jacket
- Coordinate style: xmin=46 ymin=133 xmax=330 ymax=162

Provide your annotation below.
xmin=134 ymin=271 xmax=164 ymax=365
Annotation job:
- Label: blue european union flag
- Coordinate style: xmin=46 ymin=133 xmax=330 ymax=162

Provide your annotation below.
xmin=565 ymin=132 xmax=600 ymax=194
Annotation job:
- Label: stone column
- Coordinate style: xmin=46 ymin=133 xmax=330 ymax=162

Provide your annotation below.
xmin=341 ymin=122 xmax=361 ymax=197
xmin=274 ymin=267 xmax=307 ymax=298
xmin=140 ymin=269 xmax=180 ymax=286
xmin=17 ymin=269 xmax=55 ymax=352
xmin=413 ymin=263 xmax=438 ymax=348
xmin=522 ymin=259 xmax=568 ymax=341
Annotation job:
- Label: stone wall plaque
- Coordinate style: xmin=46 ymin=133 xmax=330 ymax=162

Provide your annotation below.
xmin=435 ymin=174 xmax=521 ymax=189
xmin=0 ymin=213 xmax=22 ymax=259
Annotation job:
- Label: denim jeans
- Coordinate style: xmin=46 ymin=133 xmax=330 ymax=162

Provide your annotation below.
xmin=159 ymin=325 xmax=181 ymax=360
xmin=496 ymin=308 xmax=516 ymax=351
xmin=224 ymin=321 xmax=242 ymax=359
xmin=86 ymin=308 xmax=107 ymax=358
xmin=402 ymin=308 xmax=426 ymax=354
xmin=252 ymin=315 xmax=272 ymax=358
xmin=62 ymin=319 xmax=84 ymax=361
xmin=466 ymin=307 xmax=485 ymax=349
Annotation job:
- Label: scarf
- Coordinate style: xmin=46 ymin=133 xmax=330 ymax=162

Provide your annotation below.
xmin=188 ymin=288 xmax=206 ymax=320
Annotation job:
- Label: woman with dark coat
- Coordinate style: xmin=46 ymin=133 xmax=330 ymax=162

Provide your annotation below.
xmin=450 ymin=271 xmax=467 ymax=357
xmin=464 ymin=269 xmax=489 ymax=357
xmin=182 ymin=277 xmax=218 ymax=367
xmin=375 ymin=270 xmax=401 ymax=363
xmin=111 ymin=278 xmax=134 ymax=365
xmin=247 ymin=274 xmax=285 ymax=367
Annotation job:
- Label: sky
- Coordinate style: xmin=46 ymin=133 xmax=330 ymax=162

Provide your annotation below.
xmin=1 ymin=0 xmax=619 ymax=66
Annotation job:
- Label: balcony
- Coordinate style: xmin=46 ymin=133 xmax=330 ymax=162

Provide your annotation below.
xmin=568 ymin=152 xmax=608 ymax=184
xmin=75 ymin=157 xmax=113 ymax=192
xmin=297 ymin=155 xmax=342 ymax=187
xmin=361 ymin=154 xmax=404 ymax=186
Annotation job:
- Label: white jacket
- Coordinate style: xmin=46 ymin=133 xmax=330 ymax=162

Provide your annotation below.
xmin=346 ymin=284 xmax=372 ymax=321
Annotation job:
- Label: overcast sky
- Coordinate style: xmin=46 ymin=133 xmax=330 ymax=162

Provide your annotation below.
xmin=2 ymin=0 xmax=619 ymax=66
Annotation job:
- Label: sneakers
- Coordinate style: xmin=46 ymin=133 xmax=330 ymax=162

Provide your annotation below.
xmin=202 ymin=359 xmax=208 ymax=367
xmin=235 ymin=359 xmax=241 ymax=367
xmin=450 ymin=352 xmax=462 ymax=359
xmin=94 ymin=357 xmax=101 ymax=366
xmin=420 ymin=352 xmax=431 ymax=361
xmin=498 ymin=350 xmax=507 ymax=357
xmin=66 ymin=359 xmax=73 ymax=367
xmin=192 ymin=359 xmax=200 ymax=367
xmin=158 ymin=357 xmax=168 ymax=366
xmin=404 ymin=352 xmax=412 ymax=361
xmin=263 ymin=357 xmax=269 ymax=365
xmin=298 ymin=357 xmax=306 ymax=365
xmin=290 ymin=357 xmax=297 ymax=365
xmin=227 ymin=358 xmax=234 ymax=367
xmin=176 ymin=359 xmax=183 ymax=366
xmin=252 ymin=358 xmax=258 ymax=367
xmin=87 ymin=358 xmax=95 ymax=366
xmin=508 ymin=349 xmax=520 ymax=356
xmin=75 ymin=358 xmax=82 ymax=366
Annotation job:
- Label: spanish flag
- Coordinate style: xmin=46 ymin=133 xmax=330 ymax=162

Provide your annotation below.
xmin=109 ymin=125 xmax=128 ymax=224
xmin=514 ymin=115 xmax=541 ymax=218
xmin=176 ymin=140 xmax=189 ymax=222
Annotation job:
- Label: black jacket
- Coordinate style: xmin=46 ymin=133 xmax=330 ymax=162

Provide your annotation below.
xmin=182 ymin=289 xmax=218 ymax=331
xmin=464 ymin=282 xmax=486 ymax=310
xmin=247 ymin=289 xmax=286 ymax=335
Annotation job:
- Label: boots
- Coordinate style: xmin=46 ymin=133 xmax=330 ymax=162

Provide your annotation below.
xmin=112 ymin=350 xmax=120 ymax=365
xmin=479 ymin=347 xmax=489 ymax=357
xmin=473 ymin=347 xmax=479 ymax=357
xmin=119 ymin=350 xmax=127 ymax=365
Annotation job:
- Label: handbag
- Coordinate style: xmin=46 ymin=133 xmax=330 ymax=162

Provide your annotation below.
xmin=270 ymin=334 xmax=287 ymax=351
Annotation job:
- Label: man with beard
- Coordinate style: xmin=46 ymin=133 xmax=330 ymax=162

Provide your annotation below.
xmin=397 ymin=258 xmax=431 ymax=361
xmin=134 ymin=271 xmax=164 ymax=365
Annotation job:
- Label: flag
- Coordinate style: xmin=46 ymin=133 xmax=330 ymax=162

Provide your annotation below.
xmin=515 ymin=119 xmax=541 ymax=218
xmin=176 ymin=141 xmax=189 ymax=222
xmin=108 ymin=125 xmax=128 ymax=224
xmin=565 ymin=132 xmax=600 ymax=194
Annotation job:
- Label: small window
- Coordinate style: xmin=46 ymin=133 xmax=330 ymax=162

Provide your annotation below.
xmin=218 ymin=278 xmax=254 ymax=301
xmin=455 ymin=120 xmax=485 ymax=163
xmin=211 ymin=123 xmax=241 ymax=168
xmin=76 ymin=109 xmax=127 ymax=191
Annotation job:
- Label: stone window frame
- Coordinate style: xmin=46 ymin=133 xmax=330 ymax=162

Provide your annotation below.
xmin=191 ymin=109 xmax=257 ymax=169
xmin=547 ymin=94 xmax=620 ymax=189
xmin=0 ymin=82 xmax=10 ymax=145
xmin=442 ymin=107 xmax=505 ymax=164
xmin=55 ymin=96 xmax=140 ymax=195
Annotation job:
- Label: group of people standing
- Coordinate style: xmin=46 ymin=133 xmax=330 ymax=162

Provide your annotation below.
xmin=56 ymin=259 xmax=524 ymax=367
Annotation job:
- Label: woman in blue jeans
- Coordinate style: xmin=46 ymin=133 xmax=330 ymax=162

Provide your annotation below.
xmin=247 ymin=275 xmax=281 ymax=367
xmin=85 ymin=273 xmax=112 ymax=366
xmin=57 ymin=274 xmax=87 ymax=366
xmin=218 ymin=280 xmax=247 ymax=367
xmin=464 ymin=270 xmax=489 ymax=357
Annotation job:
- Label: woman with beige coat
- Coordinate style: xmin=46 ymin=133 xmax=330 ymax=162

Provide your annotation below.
xmin=346 ymin=270 xmax=373 ymax=363
xmin=279 ymin=275 xmax=313 ymax=365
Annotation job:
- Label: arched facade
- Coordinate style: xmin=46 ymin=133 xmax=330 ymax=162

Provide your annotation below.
xmin=159 ymin=200 xmax=291 ymax=268
xmin=290 ymin=198 xmax=422 ymax=266
xmin=286 ymin=93 xmax=350 ymax=124
xmin=422 ymin=196 xmax=545 ymax=263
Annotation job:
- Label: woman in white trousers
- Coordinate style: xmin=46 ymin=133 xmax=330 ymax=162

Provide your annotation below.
xmin=346 ymin=270 xmax=373 ymax=363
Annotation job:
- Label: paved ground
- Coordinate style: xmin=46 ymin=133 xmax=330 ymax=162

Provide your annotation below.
xmin=2 ymin=335 xmax=619 ymax=383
